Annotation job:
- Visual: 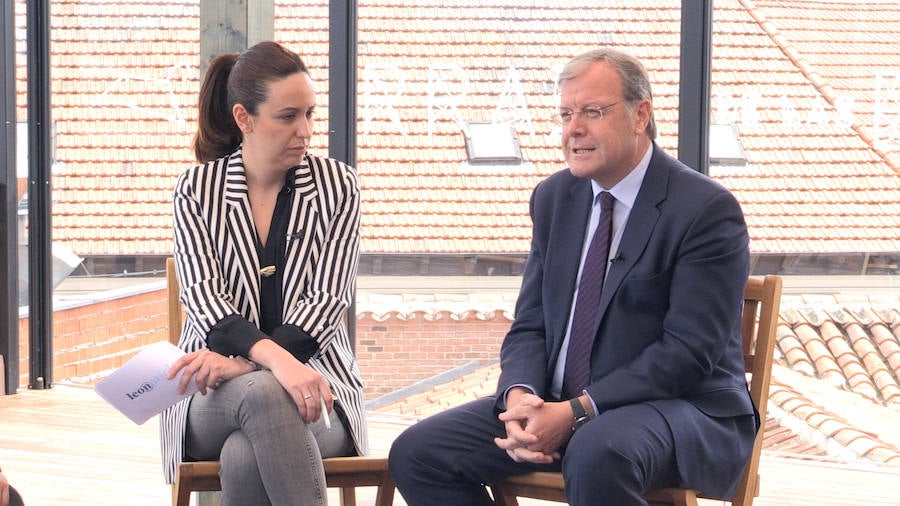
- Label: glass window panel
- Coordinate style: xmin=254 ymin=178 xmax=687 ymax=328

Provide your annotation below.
xmin=47 ymin=0 xmax=199 ymax=278
xmin=710 ymin=0 xmax=900 ymax=275
xmin=344 ymin=1 xmax=683 ymax=276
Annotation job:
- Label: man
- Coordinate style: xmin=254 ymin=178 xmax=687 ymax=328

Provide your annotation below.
xmin=389 ymin=48 xmax=757 ymax=506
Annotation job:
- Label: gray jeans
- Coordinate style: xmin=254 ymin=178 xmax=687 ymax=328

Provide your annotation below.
xmin=186 ymin=370 xmax=354 ymax=506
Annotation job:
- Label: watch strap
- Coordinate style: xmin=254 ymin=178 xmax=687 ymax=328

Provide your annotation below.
xmin=569 ymin=397 xmax=589 ymax=431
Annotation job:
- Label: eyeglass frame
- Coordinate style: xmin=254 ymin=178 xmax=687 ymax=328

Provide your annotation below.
xmin=552 ymin=101 xmax=621 ymax=125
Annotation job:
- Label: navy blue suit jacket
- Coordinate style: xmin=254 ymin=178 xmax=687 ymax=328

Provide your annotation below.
xmin=496 ymin=144 xmax=755 ymax=496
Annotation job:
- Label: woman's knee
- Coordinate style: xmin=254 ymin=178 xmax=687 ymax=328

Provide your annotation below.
xmin=219 ymin=431 xmax=270 ymax=505
xmin=219 ymin=430 xmax=257 ymax=477
xmin=236 ymin=371 xmax=292 ymax=413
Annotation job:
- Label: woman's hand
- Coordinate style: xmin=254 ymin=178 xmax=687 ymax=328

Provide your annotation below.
xmin=269 ymin=356 xmax=333 ymax=424
xmin=167 ymin=349 xmax=255 ymax=395
xmin=249 ymin=339 xmax=333 ymax=424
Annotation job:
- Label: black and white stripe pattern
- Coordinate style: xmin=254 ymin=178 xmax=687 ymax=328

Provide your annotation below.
xmin=159 ymin=149 xmax=367 ymax=484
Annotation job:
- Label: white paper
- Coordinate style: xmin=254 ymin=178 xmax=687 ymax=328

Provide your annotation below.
xmin=94 ymin=341 xmax=199 ymax=425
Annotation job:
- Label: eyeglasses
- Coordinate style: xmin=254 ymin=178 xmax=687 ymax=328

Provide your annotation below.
xmin=552 ymin=102 xmax=620 ymax=125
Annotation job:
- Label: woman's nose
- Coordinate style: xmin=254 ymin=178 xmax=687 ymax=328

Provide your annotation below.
xmin=296 ymin=118 xmax=312 ymax=138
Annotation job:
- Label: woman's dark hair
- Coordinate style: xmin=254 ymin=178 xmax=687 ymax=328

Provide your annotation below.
xmin=193 ymin=41 xmax=309 ymax=163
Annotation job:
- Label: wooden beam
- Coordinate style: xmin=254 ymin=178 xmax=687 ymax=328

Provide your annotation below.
xmin=194 ymin=2 xmax=273 ymax=498
xmin=199 ymin=0 xmax=274 ymax=75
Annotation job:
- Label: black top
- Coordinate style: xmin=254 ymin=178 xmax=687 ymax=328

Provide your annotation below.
xmin=205 ymin=169 xmax=319 ymax=362
xmin=258 ymin=179 xmax=292 ymax=334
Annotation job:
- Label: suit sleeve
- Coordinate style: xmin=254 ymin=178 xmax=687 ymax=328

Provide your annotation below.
xmin=495 ymin=183 xmax=553 ymax=407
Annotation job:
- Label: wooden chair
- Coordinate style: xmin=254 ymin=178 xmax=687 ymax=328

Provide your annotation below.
xmin=165 ymin=258 xmax=395 ymax=506
xmin=491 ymin=275 xmax=783 ymax=506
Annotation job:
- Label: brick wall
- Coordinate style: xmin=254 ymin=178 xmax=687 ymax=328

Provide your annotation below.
xmin=11 ymin=289 xmax=512 ymax=401
xmin=355 ymin=312 xmax=511 ymax=400
xmin=16 ymin=289 xmax=169 ymax=387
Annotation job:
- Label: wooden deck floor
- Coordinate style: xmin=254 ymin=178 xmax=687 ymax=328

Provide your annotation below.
xmin=1 ymin=384 xmax=898 ymax=506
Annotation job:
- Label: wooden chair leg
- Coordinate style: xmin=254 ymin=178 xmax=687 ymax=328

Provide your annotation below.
xmin=645 ymin=488 xmax=699 ymax=506
xmin=490 ymin=484 xmax=519 ymax=506
xmin=374 ymin=471 xmax=396 ymax=506
xmin=172 ymin=479 xmax=192 ymax=506
xmin=196 ymin=491 xmax=220 ymax=505
xmin=339 ymin=487 xmax=355 ymax=506
xmin=173 ymin=458 xmax=394 ymax=506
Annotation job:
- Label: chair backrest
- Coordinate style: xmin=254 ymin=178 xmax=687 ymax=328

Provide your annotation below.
xmin=163 ymin=258 xmax=396 ymax=506
xmin=166 ymin=257 xmax=182 ymax=347
xmin=494 ymin=275 xmax=783 ymax=506
xmin=733 ymin=274 xmax=782 ymax=505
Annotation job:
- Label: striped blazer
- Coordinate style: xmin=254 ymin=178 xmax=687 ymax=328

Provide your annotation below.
xmin=159 ymin=148 xmax=368 ymax=484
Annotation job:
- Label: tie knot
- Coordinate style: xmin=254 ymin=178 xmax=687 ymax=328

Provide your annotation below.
xmin=599 ymin=191 xmax=615 ymax=211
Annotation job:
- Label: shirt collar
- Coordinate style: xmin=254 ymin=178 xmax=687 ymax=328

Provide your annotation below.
xmin=590 ymin=143 xmax=653 ymax=208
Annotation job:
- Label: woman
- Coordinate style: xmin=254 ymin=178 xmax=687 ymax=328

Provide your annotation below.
xmin=160 ymin=41 xmax=367 ymax=506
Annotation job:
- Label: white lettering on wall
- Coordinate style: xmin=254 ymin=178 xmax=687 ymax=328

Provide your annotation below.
xmin=361 ymin=64 xmax=408 ymax=135
xmin=92 ymin=62 xmax=192 ymax=125
xmin=779 ymin=94 xmax=803 ymax=128
xmin=808 ymin=95 xmax=831 ymax=126
xmin=426 ymin=64 xmax=470 ymax=139
xmin=716 ymin=90 xmax=874 ymax=131
xmin=492 ymin=66 xmax=535 ymax=139
xmin=875 ymin=71 xmax=899 ymax=152
xmin=354 ymin=64 xmax=897 ymax=154
xmin=741 ymin=92 xmax=762 ymax=127
xmin=834 ymin=96 xmax=856 ymax=128
xmin=713 ymin=92 xmax=739 ymax=125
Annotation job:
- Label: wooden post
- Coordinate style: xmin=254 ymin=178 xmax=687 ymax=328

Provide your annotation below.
xmin=199 ymin=0 xmax=274 ymax=76
xmin=195 ymin=2 xmax=273 ymax=502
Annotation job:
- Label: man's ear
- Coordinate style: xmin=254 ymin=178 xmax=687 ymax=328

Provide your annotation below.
xmin=233 ymin=104 xmax=252 ymax=133
xmin=633 ymin=99 xmax=652 ymax=135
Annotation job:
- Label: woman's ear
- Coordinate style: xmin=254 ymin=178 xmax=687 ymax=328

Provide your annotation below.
xmin=233 ymin=104 xmax=253 ymax=134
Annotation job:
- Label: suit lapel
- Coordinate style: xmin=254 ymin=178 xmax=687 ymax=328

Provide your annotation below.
xmin=596 ymin=146 xmax=668 ymax=320
xmin=547 ymin=178 xmax=593 ymax=351
xmin=223 ymin=151 xmax=262 ymax=324
xmin=281 ymin=157 xmax=320 ymax=319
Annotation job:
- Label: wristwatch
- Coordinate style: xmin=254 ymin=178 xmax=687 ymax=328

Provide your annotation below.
xmin=569 ymin=398 xmax=590 ymax=432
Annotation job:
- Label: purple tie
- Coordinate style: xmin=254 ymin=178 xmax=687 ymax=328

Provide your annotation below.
xmin=562 ymin=191 xmax=615 ymax=399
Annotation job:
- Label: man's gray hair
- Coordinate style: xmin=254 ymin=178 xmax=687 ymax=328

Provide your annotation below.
xmin=558 ymin=48 xmax=657 ymax=140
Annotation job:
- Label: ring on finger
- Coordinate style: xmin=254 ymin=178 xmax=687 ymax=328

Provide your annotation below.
xmin=303 ymin=394 xmax=313 ymax=399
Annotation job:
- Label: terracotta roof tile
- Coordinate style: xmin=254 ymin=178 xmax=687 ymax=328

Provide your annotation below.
xmin=768 ymin=371 xmax=900 ymax=464
xmin=15 ymin=0 xmax=900 ymax=256
xmin=368 ymin=291 xmax=900 ymax=464
xmin=745 ymin=0 xmax=900 ymax=171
